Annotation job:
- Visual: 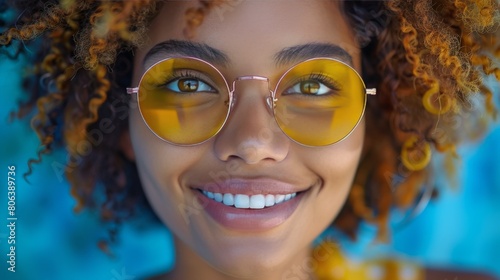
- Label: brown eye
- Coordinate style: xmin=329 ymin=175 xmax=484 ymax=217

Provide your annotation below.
xmin=300 ymin=81 xmax=320 ymax=95
xmin=178 ymin=78 xmax=199 ymax=92
xmin=165 ymin=76 xmax=217 ymax=93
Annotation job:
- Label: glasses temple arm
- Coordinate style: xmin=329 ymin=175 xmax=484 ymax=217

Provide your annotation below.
xmin=366 ymin=88 xmax=376 ymax=95
xmin=127 ymin=87 xmax=138 ymax=95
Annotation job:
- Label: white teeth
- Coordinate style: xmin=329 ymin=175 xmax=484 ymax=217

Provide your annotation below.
xmin=250 ymin=194 xmax=266 ymax=209
xmin=234 ymin=194 xmax=250 ymax=208
xmin=202 ymin=191 xmax=297 ymax=209
xmin=207 ymin=191 xmax=215 ymax=199
xmin=213 ymin=193 xmax=223 ymax=202
xmin=223 ymin=193 xmax=234 ymax=206
xmin=265 ymin=194 xmax=275 ymax=207
xmin=275 ymin=194 xmax=285 ymax=204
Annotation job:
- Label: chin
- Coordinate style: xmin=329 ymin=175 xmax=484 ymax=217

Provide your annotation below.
xmin=193 ymin=226 xmax=312 ymax=279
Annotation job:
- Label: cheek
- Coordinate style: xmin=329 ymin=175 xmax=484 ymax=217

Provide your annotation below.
xmin=302 ymin=120 xmax=365 ymax=224
xmin=128 ymin=106 xmax=206 ymax=231
xmin=129 ymin=106 xmax=207 ymax=178
xmin=307 ymin=119 xmax=365 ymax=179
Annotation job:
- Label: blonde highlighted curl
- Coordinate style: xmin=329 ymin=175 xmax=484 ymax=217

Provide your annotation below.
xmin=1 ymin=0 xmax=499 ymax=243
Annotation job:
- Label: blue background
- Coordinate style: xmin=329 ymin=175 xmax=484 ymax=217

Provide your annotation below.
xmin=1 ymin=55 xmax=499 ymax=280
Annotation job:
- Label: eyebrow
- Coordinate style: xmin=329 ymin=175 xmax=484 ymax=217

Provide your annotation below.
xmin=143 ymin=40 xmax=230 ymax=67
xmin=274 ymin=43 xmax=353 ymax=66
xmin=143 ymin=40 xmax=353 ymax=68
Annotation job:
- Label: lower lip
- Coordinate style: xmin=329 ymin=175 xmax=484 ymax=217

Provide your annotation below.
xmin=193 ymin=190 xmax=305 ymax=231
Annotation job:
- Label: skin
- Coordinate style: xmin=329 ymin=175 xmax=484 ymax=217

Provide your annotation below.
xmin=128 ymin=1 xmax=364 ymax=279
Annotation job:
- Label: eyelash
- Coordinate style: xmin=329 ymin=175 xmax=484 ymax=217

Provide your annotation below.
xmin=284 ymin=73 xmax=342 ymax=97
xmin=154 ymin=69 xmax=342 ymax=97
xmin=302 ymin=73 xmax=341 ymax=91
xmin=158 ymin=69 xmax=217 ymax=91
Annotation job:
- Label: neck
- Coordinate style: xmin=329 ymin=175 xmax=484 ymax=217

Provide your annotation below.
xmin=164 ymin=236 xmax=317 ymax=280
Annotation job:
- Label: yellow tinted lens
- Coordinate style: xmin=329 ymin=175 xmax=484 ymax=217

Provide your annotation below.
xmin=138 ymin=58 xmax=229 ymax=144
xmin=275 ymin=59 xmax=366 ymax=146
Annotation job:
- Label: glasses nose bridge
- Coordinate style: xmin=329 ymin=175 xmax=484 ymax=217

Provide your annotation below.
xmin=229 ymin=75 xmax=276 ymax=112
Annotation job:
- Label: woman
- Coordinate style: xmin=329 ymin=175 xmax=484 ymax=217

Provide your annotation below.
xmin=1 ymin=0 xmax=499 ymax=279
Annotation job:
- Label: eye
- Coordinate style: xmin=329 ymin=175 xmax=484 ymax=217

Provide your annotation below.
xmin=284 ymin=80 xmax=334 ymax=96
xmin=166 ymin=78 xmax=216 ymax=93
xmin=282 ymin=73 xmax=341 ymax=96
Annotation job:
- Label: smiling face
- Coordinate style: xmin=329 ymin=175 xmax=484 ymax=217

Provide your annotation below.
xmin=129 ymin=0 xmax=364 ymax=278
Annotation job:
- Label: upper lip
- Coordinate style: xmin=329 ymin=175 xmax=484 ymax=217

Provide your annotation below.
xmin=191 ymin=178 xmax=310 ymax=196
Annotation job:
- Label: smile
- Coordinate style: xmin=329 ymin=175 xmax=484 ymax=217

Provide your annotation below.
xmin=194 ymin=189 xmax=308 ymax=231
xmin=201 ymin=190 xmax=297 ymax=209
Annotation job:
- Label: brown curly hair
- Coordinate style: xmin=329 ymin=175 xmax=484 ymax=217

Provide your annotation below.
xmin=1 ymin=0 xmax=499 ymax=244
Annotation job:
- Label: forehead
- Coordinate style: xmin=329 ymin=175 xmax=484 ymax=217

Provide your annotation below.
xmin=138 ymin=0 xmax=360 ymax=74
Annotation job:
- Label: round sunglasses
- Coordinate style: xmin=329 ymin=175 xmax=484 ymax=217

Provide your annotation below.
xmin=127 ymin=57 xmax=376 ymax=146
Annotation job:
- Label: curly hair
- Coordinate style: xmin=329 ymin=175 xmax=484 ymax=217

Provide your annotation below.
xmin=1 ymin=0 xmax=499 ymax=244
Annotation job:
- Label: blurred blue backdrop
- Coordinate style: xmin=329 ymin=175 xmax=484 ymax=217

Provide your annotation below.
xmin=1 ymin=55 xmax=499 ymax=280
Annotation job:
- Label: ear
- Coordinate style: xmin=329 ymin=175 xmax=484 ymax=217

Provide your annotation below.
xmin=119 ymin=129 xmax=136 ymax=161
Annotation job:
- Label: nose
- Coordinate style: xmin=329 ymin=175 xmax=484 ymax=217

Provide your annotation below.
xmin=214 ymin=79 xmax=290 ymax=164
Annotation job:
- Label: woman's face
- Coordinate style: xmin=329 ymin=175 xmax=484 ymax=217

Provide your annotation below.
xmin=129 ymin=0 xmax=364 ymax=277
